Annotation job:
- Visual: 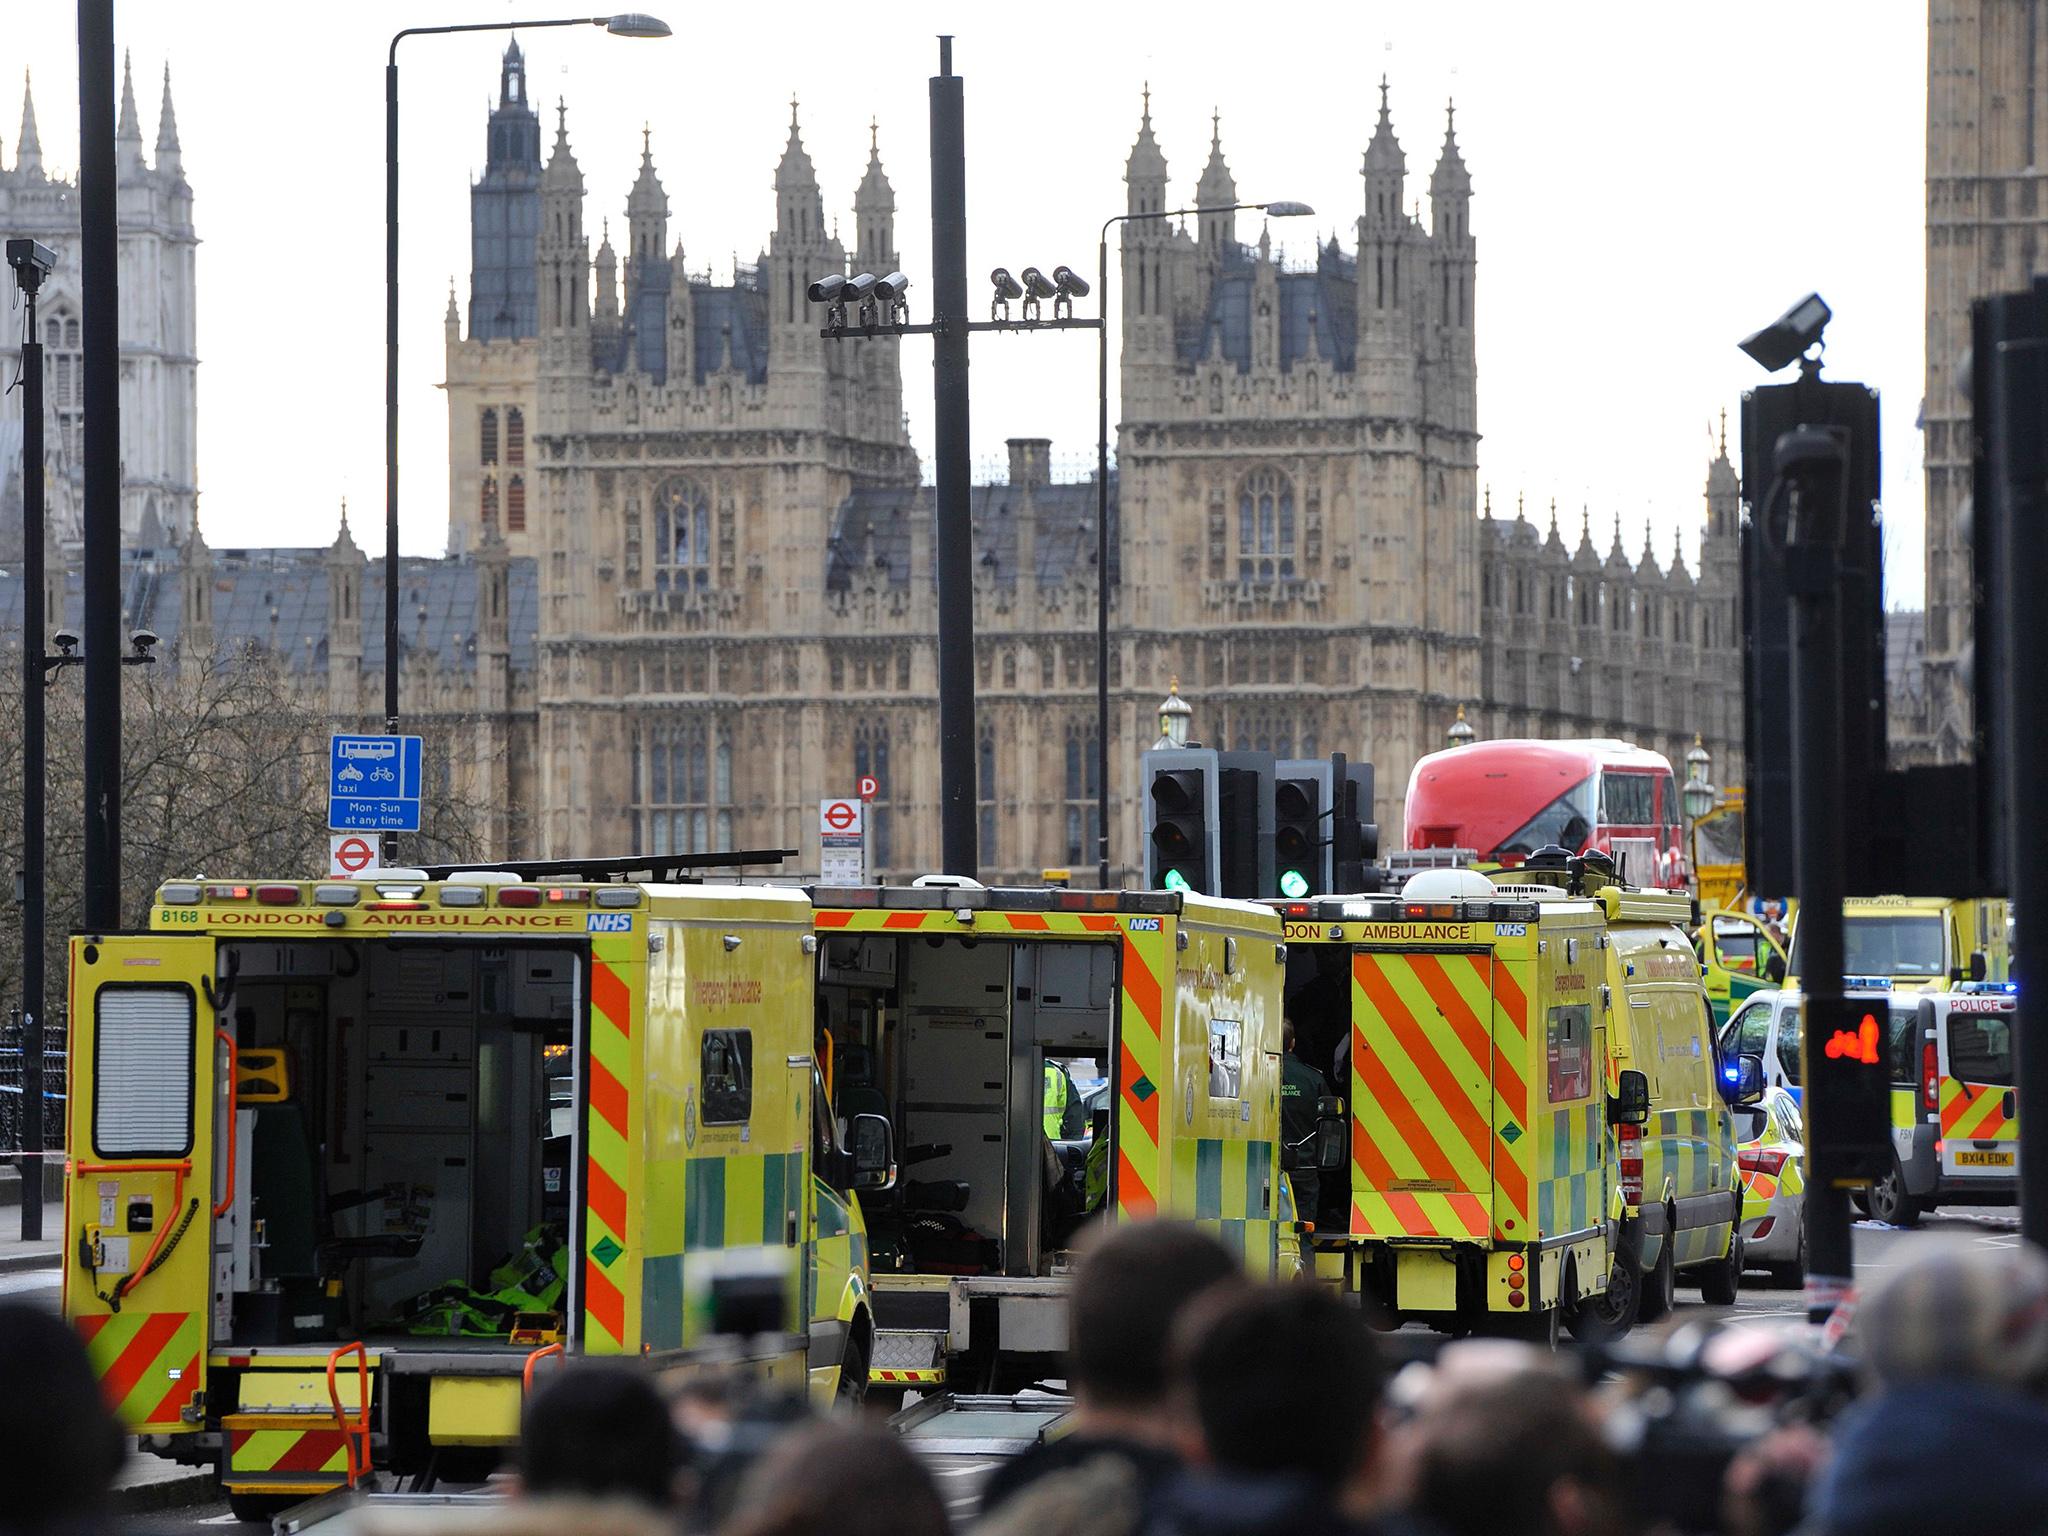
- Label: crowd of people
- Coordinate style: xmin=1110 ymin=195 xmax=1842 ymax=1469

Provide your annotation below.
xmin=4 ymin=1228 xmax=2046 ymax=1536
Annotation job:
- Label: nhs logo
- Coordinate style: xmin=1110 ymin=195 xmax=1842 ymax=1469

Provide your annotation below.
xmin=587 ymin=913 xmax=634 ymax=934
xmin=1126 ymin=917 xmax=1162 ymax=932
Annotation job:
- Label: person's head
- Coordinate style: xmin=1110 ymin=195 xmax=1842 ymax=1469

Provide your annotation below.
xmin=1405 ymin=1357 xmax=1621 ymax=1536
xmin=1172 ymin=1281 xmax=1387 ymax=1491
xmin=1284 ymin=1017 xmax=1297 ymax=1053
xmin=1069 ymin=1221 xmax=1241 ymax=1416
xmin=517 ymin=1362 xmax=681 ymax=1508
xmin=722 ymin=1423 xmax=949 ymax=1536
xmin=1856 ymin=1235 xmax=2048 ymax=1394
xmin=0 ymin=1305 xmax=125 ymax=1531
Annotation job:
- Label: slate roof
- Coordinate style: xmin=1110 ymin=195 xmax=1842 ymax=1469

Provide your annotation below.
xmin=0 ymin=547 xmax=539 ymax=675
xmin=824 ymin=476 xmax=1120 ymax=594
xmin=1175 ymin=242 xmax=1359 ymax=374
xmin=598 ymin=270 xmax=771 ymax=387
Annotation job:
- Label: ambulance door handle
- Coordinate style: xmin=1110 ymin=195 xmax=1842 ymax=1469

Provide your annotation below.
xmin=786 ymin=1210 xmax=799 ymax=1246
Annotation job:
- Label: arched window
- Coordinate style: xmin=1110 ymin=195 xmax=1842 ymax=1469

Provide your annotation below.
xmin=653 ymin=478 xmax=712 ymax=590
xmin=1236 ymin=468 xmax=1297 ymax=582
xmin=506 ymin=407 xmax=525 ymax=466
xmin=505 ymin=475 xmax=526 ymax=532
xmin=42 ymin=305 xmax=84 ymax=467
xmin=481 ymin=476 xmax=499 ymax=526
xmin=480 ymin=408 xmax=499 ymax=466
xmin=1062 ymin=724 xmax=1098 ymax=865
xmin=640 ymin=720 xmax=715 ymax=856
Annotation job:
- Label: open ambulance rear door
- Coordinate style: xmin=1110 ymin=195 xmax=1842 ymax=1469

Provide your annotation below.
xmin=66 ymin=934 xmax=222 ymax=1436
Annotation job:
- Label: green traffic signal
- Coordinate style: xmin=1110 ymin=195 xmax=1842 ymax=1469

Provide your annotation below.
xmin=1163 ymin=869 xmax=1192 ymax=894
xmin=1278 ymin=868 xmax=1310 ymax=899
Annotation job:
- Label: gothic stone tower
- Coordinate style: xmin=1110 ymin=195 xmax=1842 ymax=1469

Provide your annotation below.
xmin=443 ymin=42 xmax=543 ymax=558
xmin=529 ymin=102 xmax=918 ymax=856
xmin=0 ymin=57 xmax=197 ymax=546
xmin=1115 ymin=83 xmax=1480 ymax=832
xmin=1922 ymin=0 xmax=2048 ymax=756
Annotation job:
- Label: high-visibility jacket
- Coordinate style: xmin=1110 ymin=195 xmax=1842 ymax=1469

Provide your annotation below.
xmin=1043 ymin=1063 xmax=1072 ymax=1138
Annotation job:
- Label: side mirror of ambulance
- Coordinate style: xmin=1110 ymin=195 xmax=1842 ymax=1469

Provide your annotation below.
xmin=1314 ymin=1096 xmax=1348 ymax=1173
xmin=851 ymin=1113 xmax=897 ymax=1191
xmin=1733 ymin=1053 xmax=1766 ymax=1107
xmin=1970 ymin=950 xmax=1990 ymax=983
xmin=1612 ymin=1069 xmax=1651 ymax=1126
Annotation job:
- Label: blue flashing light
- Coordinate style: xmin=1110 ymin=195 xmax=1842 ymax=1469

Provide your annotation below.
xmin=1722 ymin=1065 xmax=1740 ymax=1083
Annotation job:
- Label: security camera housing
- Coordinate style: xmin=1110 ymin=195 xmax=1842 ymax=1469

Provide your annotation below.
xmin=989 ymin=268 xmax=1023 ymax=302
xmin=53 ymin=630 xmax=79 ymax=652
xmin=1020 ymin=267 xmax=1058 ymax=300
xmin=1052 ymin=265 xmax=1090 ymax=298
xmin=1739 ymin=293 xmax=1832 ymax=374
xmin=807 ymin=274 xmax=848 ymax=304
xmin=4 ymin=238 xmax=57 ymax=279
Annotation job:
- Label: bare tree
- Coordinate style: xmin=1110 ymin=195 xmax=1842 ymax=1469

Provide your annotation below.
xmin=0 ymin=641 xmax=518 ymax=1010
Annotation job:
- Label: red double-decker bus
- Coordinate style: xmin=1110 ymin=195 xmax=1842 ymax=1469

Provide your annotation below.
xmin=1403 ymin=738 xmax=1687 ymax=887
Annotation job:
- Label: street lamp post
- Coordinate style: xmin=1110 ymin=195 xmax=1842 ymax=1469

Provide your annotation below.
xmin=1096 ymin=199 xmax=1311 ymax=890
xmin=1683 ymin=735 xmax=1715 ymax=822
xmin=385 ymin=13 xmax=668 ymax=856
xmin=1446 ymin=705 xmax=1475 ymax=748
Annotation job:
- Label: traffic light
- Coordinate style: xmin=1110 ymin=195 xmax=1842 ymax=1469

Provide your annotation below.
xmin=1738 ymin=372 xmax=1885 ymax=895
xmin=1215 ymin=751 xmax=1275 ymax=900
xmin=1330 ymin=755 xmax=1379 ymax=894
xmin=1274 ymin=759 xmax=1334 ymax=897
xmin=1801 ymin=998 xmax=1894 ymax=1184
xmin=1145 ymin=749 xmax=1216 ymax=893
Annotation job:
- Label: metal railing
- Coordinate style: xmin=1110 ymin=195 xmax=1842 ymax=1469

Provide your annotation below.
xmin=0 ymin=1010 xmax=67 ymax=1161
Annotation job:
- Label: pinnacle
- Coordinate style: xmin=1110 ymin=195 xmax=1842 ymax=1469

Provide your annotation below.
xmin=157 ymin=61 xmax=181 ymax=161
xmin=16 ymin=70 xmax=42 ymax=178
xmin=118 ymin=50 xmax=140 ymax=141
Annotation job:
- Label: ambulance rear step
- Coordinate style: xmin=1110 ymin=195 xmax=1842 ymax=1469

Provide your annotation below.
xmin=890 ymin=1391 xmax=1073 ymax=1459
xmin=272 ymin=1481 xmax=506 ymax=1534
xmin=870 ymin=1328 xmax=950 ymax=1388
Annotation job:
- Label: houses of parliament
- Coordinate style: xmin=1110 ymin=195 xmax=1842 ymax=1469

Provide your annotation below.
xmin=40 ymin=44 xmax=1747 ymax=879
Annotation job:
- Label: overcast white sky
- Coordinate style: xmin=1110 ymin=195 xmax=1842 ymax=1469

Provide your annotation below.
xmin=8 ymin=2 xmax=1930 ymax=606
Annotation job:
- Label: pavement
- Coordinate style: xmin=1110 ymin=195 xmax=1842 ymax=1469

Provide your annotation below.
xmin=0 ymin=1201 xmax=64 ymax=1274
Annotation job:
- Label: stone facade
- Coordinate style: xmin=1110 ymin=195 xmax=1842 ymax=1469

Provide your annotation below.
xmin=0 ymin=57 xmax=198 ymax=549
xmin=425 ymin=64 xmax=1740 ymax=876
xmin=1917 ymin=0 xmax=2048 ymax=758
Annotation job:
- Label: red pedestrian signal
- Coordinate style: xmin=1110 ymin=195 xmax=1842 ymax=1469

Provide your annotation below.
xmin=1824 ymin=1013 xmax=1883 ymax=1065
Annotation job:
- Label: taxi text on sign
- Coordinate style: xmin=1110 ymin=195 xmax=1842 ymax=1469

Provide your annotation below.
xmin=329 ymin=734 xmax=425 ymax=832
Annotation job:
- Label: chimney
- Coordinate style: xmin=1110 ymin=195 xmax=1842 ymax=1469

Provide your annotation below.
xmin=1006 ymin=437 xmax=1052 ymax=489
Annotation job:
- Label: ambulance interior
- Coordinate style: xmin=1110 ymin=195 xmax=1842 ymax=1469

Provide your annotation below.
xmin=211 ymin=940 xmax=579 ymax=1347
xmin=815 ymin=932 xmax=1116 ymax=1277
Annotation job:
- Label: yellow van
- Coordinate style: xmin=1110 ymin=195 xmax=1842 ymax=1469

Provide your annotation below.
xmin=1788 ymin=897 xmax=2011 ymax=992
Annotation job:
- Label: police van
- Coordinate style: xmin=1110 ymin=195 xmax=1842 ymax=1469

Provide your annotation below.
xmin=1904 ymin=985 xmax=2018 ymax=1216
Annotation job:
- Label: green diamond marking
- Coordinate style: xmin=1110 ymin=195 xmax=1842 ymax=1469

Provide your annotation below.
xmin=591 ymin=1235 xmax=623 ymax=1268
xmin=1131 ymin=1076 xmax=1157 ymax=1103
xmin=1499 ymin=1122 xmax=1523 ymax=1146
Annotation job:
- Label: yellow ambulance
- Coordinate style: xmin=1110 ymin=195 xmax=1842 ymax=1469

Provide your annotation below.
xmin=1276 ymin=863 xmax=1753 ymax=1340
xmin=65 ymin=870 xmax=882 ymax=1521
xmin=809 ymin=877 xmax=1320 ymax=1394
xmin=1787 ymin=896 xmax=2011 ymax=992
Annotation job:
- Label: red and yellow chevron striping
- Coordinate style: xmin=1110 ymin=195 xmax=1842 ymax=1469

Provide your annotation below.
xmin=1941 ymin=1077 xmax=2014 ymax=1141
xmin=79 ymin=1309 xmax=202 ymax=1428
xmin=584 ymin=946 xmax=636 ymax=1349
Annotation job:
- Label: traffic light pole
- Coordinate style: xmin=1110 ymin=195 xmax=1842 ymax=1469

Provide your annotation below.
xmin=12 ymin=255 xmax=47 ymax=1240
xmin=1977 ymin=287 xmax=2048 ymax=1247
xmin=1778 ymin=423 xmax=1854 ymax=1324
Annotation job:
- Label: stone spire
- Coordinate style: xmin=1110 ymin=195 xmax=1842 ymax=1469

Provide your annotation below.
xmin=775 ymin=95 xmax=823 ymax=242
xmin=156 ymin=62 xmax=182 ymax=178
xmin=1362 ymin=75 xmax=1406 ymax=227
xmin=16 ymin=71 xmax=42 ymax=181
xmin=116 ymin=51 xmax=147 ymax=179
xmin=855 ymin=119 xmax=896 ymax=272
xmin=1125 ymin=84 xmax=1169 ymax=220
xmin=626 ymin=124 xmax=668 ymax=267
xmin=595 ymin=218 xmax=619 ymax=318
xmin=1196 ymin=109 xmax=1236 ymax=254
xmin=1640 ymin=518 xmax=1660 ymax=576
xmin=1430 ymin=100 xmax=1471 ymax=195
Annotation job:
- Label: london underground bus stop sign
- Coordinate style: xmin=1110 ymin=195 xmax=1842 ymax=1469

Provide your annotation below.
xmin=330 ymin=733 xmax=425 ymax=833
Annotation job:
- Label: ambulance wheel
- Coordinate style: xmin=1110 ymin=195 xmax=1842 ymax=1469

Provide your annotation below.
xmin=1867 ymin=1161 xmax=1921 ymax=1228
xmin=1699 ymin=1230 xmax=1743 ymax=1306
xmin=1637 ymin=1226 xmax=1677 ymax=1324
xmin=836 ymin=1328 xmax=870 ymax=1411
xmin=228 ymin=1493 xmax=294 ymax=1525
xmin=1564 ymin=1255 xmax=1637 ymax=1343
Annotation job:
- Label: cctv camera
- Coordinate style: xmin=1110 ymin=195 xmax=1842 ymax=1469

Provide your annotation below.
xmin=989 ymin=268 xmax=1023 ymax=302
xmin=1052 ymin=265 xmax=1090 ymax=299
xmin=876 ymin=272 xmax=910 ymax=303
xmin=53 ymin=629 xmax=79 ymax=653
xmin=1738 ymin=293 xmax=1832 ymax=374
xmin=843 ymin=272 xmax=878 ymax=302
xmin=807 ymin=274 xmax=849 ymax=304
xmin=5 ymin=238 xmax=56 ymax=280
xmin=130 ymin=629 xmax=160 ymax=652
xmin=1019 ymin=267 xmax=1058 ymax=300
